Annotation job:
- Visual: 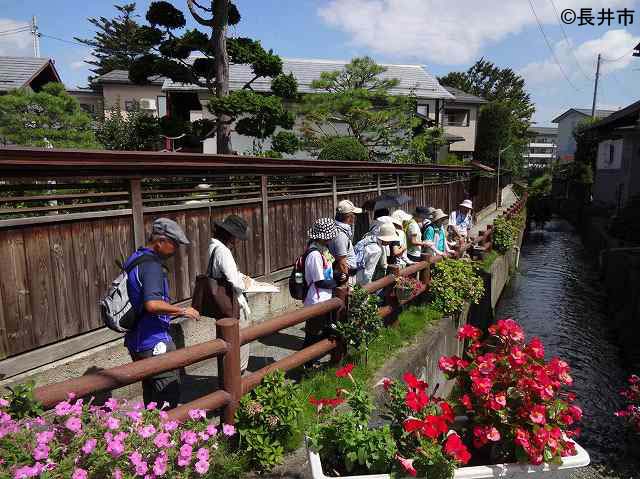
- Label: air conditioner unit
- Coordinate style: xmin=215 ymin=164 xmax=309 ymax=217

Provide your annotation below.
xmin=139 ymin=98 xmax=157 ymax=110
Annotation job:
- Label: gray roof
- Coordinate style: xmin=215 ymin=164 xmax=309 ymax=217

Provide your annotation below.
xmin=551 ymin=107 xmax=617 ymax=123
xmin=92 ymin=69 xmax=165 ymax=86
xmin=443 ymin=86 xmax=488 ymax=104
xmin=586 ymin=99 xmax=640 ymax=132
xmin=163 ymin=58 xmax=454 ymax=100
xmin=0 ymin=56 xmax=60 ymax=92
xmin=528 ymin=126 xmax=558 ymax=136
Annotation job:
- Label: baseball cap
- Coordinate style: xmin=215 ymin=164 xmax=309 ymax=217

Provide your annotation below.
xmin=152 ymin=218 xmax=190 ymax=245
xmin=337 ymin=199 xmax=363 ymax=214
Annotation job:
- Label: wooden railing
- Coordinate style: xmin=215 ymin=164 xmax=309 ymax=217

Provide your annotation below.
xmin=32 ymin=194 xmax=527 ymax=422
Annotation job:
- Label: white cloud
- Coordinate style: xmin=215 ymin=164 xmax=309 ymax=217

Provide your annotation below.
xmin=519 ymin=29 xmax=640 ymax=87
xmin=0 ymin=18 xmax=33 ymax=56
xmin=70 ymin=55 xmax=94 ymax=71
xmin=317 ymin=0 xmax=632 ymax=65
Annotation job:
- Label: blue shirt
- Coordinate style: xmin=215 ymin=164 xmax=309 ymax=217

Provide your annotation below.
xmin=124 ymin=248 xmax=171 ymax=353
xmin=424 ymin=225 xmax=447 ymax=254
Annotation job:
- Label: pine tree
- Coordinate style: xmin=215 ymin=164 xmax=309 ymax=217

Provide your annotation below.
xmin=75 ymin=3 xmax=153 ymax=80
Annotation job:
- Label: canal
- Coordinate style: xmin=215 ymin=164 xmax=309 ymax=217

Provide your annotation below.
xmin=495 ymin=217 xmax=628 ymax=464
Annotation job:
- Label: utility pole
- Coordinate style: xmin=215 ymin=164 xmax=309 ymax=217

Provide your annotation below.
xmin=591 ymin=53 xmax=601 ymax=118
xmin=30 ymin=16 xmax=40 ymax=57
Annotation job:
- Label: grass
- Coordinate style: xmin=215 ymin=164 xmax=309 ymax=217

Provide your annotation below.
xmin=295 ymin=304 xmax=443 ymax=434
xmin=478 ymin=250 xmax=499 ymax=273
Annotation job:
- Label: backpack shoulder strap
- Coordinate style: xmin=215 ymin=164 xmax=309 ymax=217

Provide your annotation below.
xmin=124 ymin=254 xmax=160 ymax=274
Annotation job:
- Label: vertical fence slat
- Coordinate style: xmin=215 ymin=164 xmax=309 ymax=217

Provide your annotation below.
xmin=261 ymin=176 xmax=271 ymax=280
xmin=130 ymin=179 xmax=144 ymax=249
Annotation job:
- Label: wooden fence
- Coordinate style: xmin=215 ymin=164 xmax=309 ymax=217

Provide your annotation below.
xmin=0 ymin=147 xmax=496 ymax=359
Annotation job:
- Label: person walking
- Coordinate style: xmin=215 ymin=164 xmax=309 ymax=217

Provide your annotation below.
xmin=124 ymin=218 xmax=200 ymax=409
xmin=355 ymin=222 xmax=398 ymax=285
xmin=406 ymin=206 xmax=431 ymax=262
xmin=329 ymin=200 xmax=362 ymax=284
xmin=207 ymin=215 xmax=252 ymax=373
xmin=424 ymin=209 xmax=454 ymax=258
xmin=303 ymin=218 xmax=340 ymax=351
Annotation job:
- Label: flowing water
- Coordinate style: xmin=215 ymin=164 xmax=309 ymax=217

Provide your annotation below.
xmin=495 ymin=217 xmax=627 ymax=464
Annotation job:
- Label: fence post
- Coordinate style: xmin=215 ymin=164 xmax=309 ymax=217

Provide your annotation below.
xmin=217 ymin=318 xmax=241 ymax=425
xmin=332 ymin=176 xmax=338 ymax=213
xmin=396 ymin=174 xmax=401 ymax=194
xmin=261 ymin=175 xmax=271 ymax=280
xmin=419 ymin=253 xmax=431 ymax=286
xmin=129 ymin=179 xmax=145 ymax=249
xmin=332 ymin=285 xmax=349 ymax=362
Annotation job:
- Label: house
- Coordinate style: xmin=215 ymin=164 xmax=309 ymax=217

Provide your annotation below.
xmin=552 ymin=108 xmax=617 ymax=163
xmin=441 ymin=86 xmax=487 ymax=161
xmin=0 ymin=56 xmax=61 ymax=94
xmin=65 ymin=88 xmax=104 ymax=118
xmin=90 ymin=69 xmax=167 ymax=117
xmin=586 ymin=99 xmax=640 ymax=209
xmin=161 ymin=58 xmax=455 ymax=157
xmin=524 ymin=126 xmax=558 ymax=169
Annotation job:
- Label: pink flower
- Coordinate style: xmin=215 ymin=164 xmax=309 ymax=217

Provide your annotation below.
xmin=106 ymin=417 xmax=120 ymax=430
xmin=0 ymin=398 xmax=9 ymax=407
xmin=127 ymin=411 xmax=142 ymax=423
xmin=65 ymin=416 xmax=82 ymax=433
xmin=107 ymin=440 xmax=124 ymax=457
xmin=206 ymin=424 xmax=218 ymax=436
xmin=181 ymin=430 xmax=198 ymax=445
xmin=179 ymin=444 xmax=193 ymax=458
xmin=195 ymin=460 xmax=210 ymax=475
xmin=396 ymin=455 xmax=417 ymax=477
xmin=105 ymin=398 xmax=119 ymax=411
xmin=36 ymin=430 xmax=55 ymax=445
xmin=130 ymin=451 xmax=144 ymax=466
xmin=112 ymin=469 xmax=123 ymax=479
xmin=72 ymin=468 xmax=88 ymax=479
xmin=32 ymin=444 xmax=49 ymax=461
xmin=146 ymin=402 xmax=158 ymax=410
xmin=138 ymin=424 xmax=156 ymax=438
xmin=163 ymin=420 xmax=179 ymax=432
xmin=177 ymin=456 xmax=191 ymax=467
xmin=82 ymin=438 xmax=97 ymax=455
xmin=154 ymin=432 xmax=172 ymax=449
xmin=134 ymin=461 xmax=148 ymax=476
xmin=153 ymin=453 xmax=168 ymax=476
xmin=529 ymin=405 xmax=547 ymax=425
xmin=222 ymin=424 xmax=236 ymax=436
xmin=54 ymin=401 xmax=72 ymax=416
xmin=188 ymin=409 xmax=207 ymax=421
xmin=196 ymin=447 xmax=209 ymax=461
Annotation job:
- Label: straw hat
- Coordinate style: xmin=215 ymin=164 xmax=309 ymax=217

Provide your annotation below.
xmin=392 ymin=209 xmax=412 ymax=223
xmin=431 ymin=209 xmax=448 ymax=222
xmin=378 ymin=223 xmax=398 ymax=242
xmin=308 ymin=218 xmax=338 ymax=240
xmin=376 ymin=215 xmax=403 ymax=228
xmin=460 ymin=199 xmax=473 ymax=209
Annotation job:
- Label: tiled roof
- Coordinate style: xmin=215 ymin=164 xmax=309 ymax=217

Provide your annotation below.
xmin=443 ymin=86 xmax=488 ymax=104
xmin=586 ymin=99 xmax=640 ymax=131
xmin=163 ymin=58 xmax=454 ymax=100
xmin=92 ymin=69 xmax=165 ymax=85
xmin=0 ymin=56 xmax=59 ymax=92
xmin=551 ymin=108 xmax=617 ymax=123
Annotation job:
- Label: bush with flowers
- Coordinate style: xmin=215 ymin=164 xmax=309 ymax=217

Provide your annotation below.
xmin=430 ymin=259 xmax=484 ymax=316
xmin=394 ymin=276 xmax=423 ymax=302
xmin=438 ymin=320 xmax=582 ymax=466
xmin=615 ymin=374 xmax=640 ymax=434
xmin=0 ymin=393 xmax=243 ymax=479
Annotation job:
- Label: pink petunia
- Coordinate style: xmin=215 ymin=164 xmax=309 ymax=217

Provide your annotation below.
xmin=0 ymin=398 xmax=9 ymax=407
xmin=154 ymin=432 xmax=172 ymax=449
xmin=82 ymin=439 xmax=97 ymax=455
xmin=196 ymin=447 xmax=209 ymax=461
xmin=222 ymin=424 xmax=236 ymax=436
xmin=65 ymin=416 xmax=82 ymax=433
xmin=206 ymin=424 xmax=218 ymax=436
xmin=33 ymin=444 xmax=50 ymax=461
xmin=195 ymin=460 xmax=210 ymax=475
xmin=188 ymin=409 xmax=207 ymax=421
xmin=163 ymin=420 xmax=179 ymax=432
xmin=134 ymin=461 xmax=148 ymax=476
xmin=181 ymin=430 xmax=198 ymax=445
xmin=107 ymin=440 xmax=124 ymax=458
xmin=71 ymin=468 xmax=88 ymax=479
xmin=105 ymin=417 xmax=120 ymax=430
xmin=138 ymin=424 xmax=156 ymax=439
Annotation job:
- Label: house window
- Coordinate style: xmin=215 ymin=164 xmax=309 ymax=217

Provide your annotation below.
xmin=157 ymin=96 xmax=167 ymax=117
xmin=417 ymin=103 xmax=430 ymax=118
xmin=443 ymin=109 xmax=470 ymax=127
xmin=80 ymin=103 xmax=95 ymax=115
xmin=124 ymin=100 xmax=139 ymax=112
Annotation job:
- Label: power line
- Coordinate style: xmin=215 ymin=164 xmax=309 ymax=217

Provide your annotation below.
xmin=527 ymin=0 xmax=584 ymax=92
xmin=548 ymin=0 xmax=593 ymax=81
xmin=601 ymin=45 xmax=638 ymax=63
xmin=0 ymin=27 xmax=30 ymax=37
xmin=39 ymin=33 xmax=86 ymax=48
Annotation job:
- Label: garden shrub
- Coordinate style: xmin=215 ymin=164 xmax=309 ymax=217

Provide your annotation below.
xmin=492 ymin=217 xmax=518 ymax=253
xmin=318 ymin=137 xmax=368 ymax=161
xmin=236 ymin=370 xmax=302 ymax=472
xmin=430 ymin=259 xmax=484 ymax=315
xmin=335 ymin=285 xmax=383 ymax=363
xmin=2 ymin=381 xmax=44 ymax=420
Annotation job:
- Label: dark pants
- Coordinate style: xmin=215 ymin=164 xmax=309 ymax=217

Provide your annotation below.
xmin=303 ymin=313 xmax=331 ymax=349
xmin=129 ymin=339 xmax=180 ymax=409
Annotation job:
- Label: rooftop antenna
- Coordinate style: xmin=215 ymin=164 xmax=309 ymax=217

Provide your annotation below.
xmin=31 ymin=16 xmax=40 ymax=57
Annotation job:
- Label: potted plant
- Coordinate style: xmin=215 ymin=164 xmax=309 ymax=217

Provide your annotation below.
xmin=395 ymin=276 xmax=422 ymax=302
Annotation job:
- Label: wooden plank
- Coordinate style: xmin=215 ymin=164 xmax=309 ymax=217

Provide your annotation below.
xmin=261 ymin=176 xmax=271 ymax=280
xmin=23 ymin=226 xmax=61 ymax=346
xmin=185 ymin=211 xmax=202 ymax=295
xmin=48 ymin=224 xmax=82 ymax=338
xmin=130 ymin=179 xmax=145 ymax=249
xmin=0 ymin=273 xmax=8 ymax=359
xmin=173 ymin=212 xmax=190 ymax=301
xmin=71 ymin=221 xmax=100 ymax=331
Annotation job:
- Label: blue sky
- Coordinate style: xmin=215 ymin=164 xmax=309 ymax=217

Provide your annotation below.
xmin=1 ymin=0 xmax=639 ymax=126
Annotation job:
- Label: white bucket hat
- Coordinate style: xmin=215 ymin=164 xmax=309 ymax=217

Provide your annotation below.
xmin=337 ymin=199 xmax=363 ymax=214
xmin=431 ymin=209 xmax=448 ymax=223
xmin=377 ymin=223 xmax=398 ymax=242
xmin=392 ymin=209 xmax=412 ymax=223
xmin=460 ymin=199 xmax=473 ymax=209
xmin=376 ymin=215 xmax=403 ymax=228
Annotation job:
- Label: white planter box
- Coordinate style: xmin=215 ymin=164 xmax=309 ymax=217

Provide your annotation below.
xmin=307 ymin=439 xmax=590 ymax=479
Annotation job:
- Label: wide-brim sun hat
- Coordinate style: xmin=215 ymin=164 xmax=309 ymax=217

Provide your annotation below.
xmin=460 ymin=199 xmax=473 ymax=209
xmin=431 ymin=209 xmax=448 ymax=222
xmin=376 ymin=215 xmax=403 ymax=228
xmin=308 ymin=217 xmax=338 ymax=240
xmin=214 ymin=215 xmax=249 ymax=240
xmin=377 ymin=223 xmax=398 ymax=242
xmin=392 ymin=210 xmax=412 ymax=223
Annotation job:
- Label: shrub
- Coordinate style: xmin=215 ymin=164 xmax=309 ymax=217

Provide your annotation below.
xmin=430 ymin=259 xmax=484 ymax=315
xmin=236 ymin=370 xmax=302 ymax=471
xmin=335 ymin=285 xmax=383 ymax=363
xmin=2 ymin=381 xmax=44 ymax=420
xmin=439 ymin=320 xmax=582 ymax=466
xmin=615 ymin=374 xmax=640 ymax=433
xmin=0 ymin=394 xmax=243 ymax=478
xmin=492 ymin=217 xmax=518 ymax=253
xmin=318 ymin=137 xmax=368 ymax=162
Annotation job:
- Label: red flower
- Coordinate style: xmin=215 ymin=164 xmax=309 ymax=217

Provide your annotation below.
xmin=529 ymin=405 xmax=547 ymax=425
xmin=461 ymin=394 xmax=474 ymax=412
xmin=421 ymin=415 xmax=449 ymax=439
xmin=405 ymin=389 xmax=430 ymax=412
xmin=526 ymin=337 xmax=545 ymax=359
xmin=444 ymin=433 xmax=471 ymax=464
xmin=509 ymin=347 xmax=526 ymax=367
xmin=438 ymin=356 xmax=458 ymax=374
xmin=309 ymin=395 xmax=344 ymax=409
xmin=471 ymin=376 xmax=493 ymax=396
xmin=457 ymin=324 xmax=481 ymax=341
xmin=335 ymin=363 xmax=354 ymax=378
xmin=403 ymin=372 xmax=428 ymax=391
xmin=488 ymin=392 xmax=506 ymax=411
xmin=396 ymin=455 xmax=417 ymax=477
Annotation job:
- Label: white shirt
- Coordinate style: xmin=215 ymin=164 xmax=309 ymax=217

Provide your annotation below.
xmin=207 ymin=238 xmax=251 ymax=315
xmin=304 ymin=249 xmax=334 ymax=306
xmin=450 ymin=210 xmax=473 ymax=238
xmin=356 ymin=240 xmax=383 ymax=285
xmin=406 ymin=220 xmax=422 ymax=257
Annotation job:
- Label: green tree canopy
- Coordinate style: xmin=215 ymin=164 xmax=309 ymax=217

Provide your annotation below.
xmin=76 ymin=3 xmax=154 ymax=81
xmin=300 ymin=56 xmax=420 ymax=161
xmin=96 ymin=104 xmax=162 ymax=150
xmin=474 ymin=102 xmax=512 ymax=165
xmin=0 ymin=83 xmax=99 ymax=149
xmin=129 ymin=0 xmax=298 ymax=155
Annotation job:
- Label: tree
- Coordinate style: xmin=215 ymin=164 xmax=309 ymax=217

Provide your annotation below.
xmin=0 ymin=83 xmax=99 ymax=148
xmin=75 ymin=3 xmax=153 ymax=80
xmin=474 ymin=102 xmax=512 ymax=166
xmin=572 ymin=117 xmax=600 ymax=182
xmin=129 ymin=1 xmax=298 ymax=155
xmin=96 ymin=104 xmax=162 ymax=150
xmin=300 ymin=56 xmax=419 ymax=161
xmin=318 ymin=137 xmax=368 ymax=161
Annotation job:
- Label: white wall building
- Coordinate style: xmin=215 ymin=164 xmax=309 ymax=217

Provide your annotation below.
xmin=524 ymin=126 xmax=558 ymax=169
xmin=551 ymin=108 xmax=616 ymax=163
